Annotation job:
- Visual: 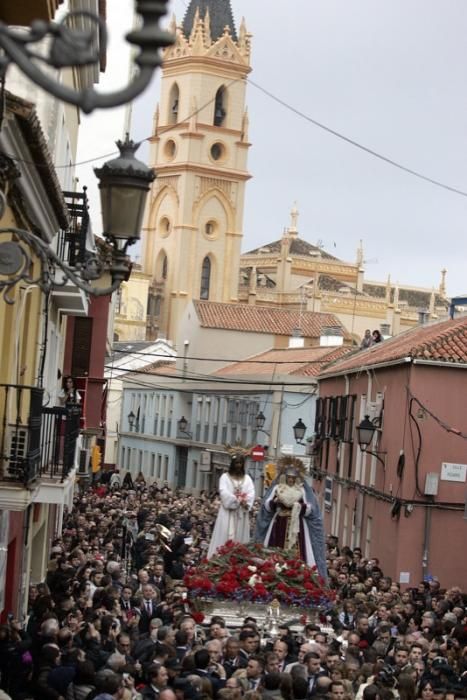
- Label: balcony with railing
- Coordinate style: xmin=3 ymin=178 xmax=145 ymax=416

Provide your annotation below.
xmin=40 ymin=405 xmax=81 ymax=481
xmin=0 ymin=384 xmax=81 ymax=509
xmin=0 ymin=384 xmax=43 ymax=486
xmin=52 ymin=187 xmax=90 ymax=313
xmin=57 ymin=189 xmax=89 ymax=268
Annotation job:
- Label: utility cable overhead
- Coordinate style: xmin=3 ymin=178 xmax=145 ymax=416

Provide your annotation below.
xmin=103 ymin=364 xmax=317 ymax=388
xmin=5 ymin=74 xmax=467 ymax=198
xmin=109 ymin=347 xmax=352 ymax=365
xmin=107 ymin=371 xmax=312 ymax=403
xmin=247 ymin=78 xmax=467 ymax=198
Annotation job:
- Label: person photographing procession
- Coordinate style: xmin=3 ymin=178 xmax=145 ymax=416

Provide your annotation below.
xmin=58 ymin=375 xmax=81 ymax=406
xmin=207 ymin=448 xmax=255 ymax=559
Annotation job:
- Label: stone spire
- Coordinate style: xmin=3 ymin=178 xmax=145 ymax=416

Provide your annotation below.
xmin=182 ymin=0 xmax=238 ymax=42
xmin=288 ymin=202 xmax=299 ymax=238
xmin=439 ymin=268 xmax=447 ymax=297
xmin=356 ymin=239 xmax=364 ymax=267
xmin=385 ymin=274 xmax=391 ymax=304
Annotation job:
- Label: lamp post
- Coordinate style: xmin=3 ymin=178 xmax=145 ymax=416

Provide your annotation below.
xmin=0 ymin=1 xmax=175 ymax=114
xmin=255 ymin=411 xmax=270 ymax=436
xmin=356 ymin=415 xmax=386 ymax=467
xmin=356 ymin=415 xmax=376 ymax=450
xmin=0 ymin=135 xmax=155 ymax=302
xmin=177 ymin=416 xmax=193 ymax=439
xmin=127 ymin=410 xmax=135 ymax=432
xmin=293 ymin=418 xmax=307 ymax=445
xmin=256 ymin=411 xmax=308 ymax=446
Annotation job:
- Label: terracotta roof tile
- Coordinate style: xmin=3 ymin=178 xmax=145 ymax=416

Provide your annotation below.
xmin=294 ymin=346 xmax=353 ymax=376
xmin=215 ymin=345 xmax=352 ymax=378
xmin=193 ymin=301 xmax=349 ymax=339
xmin=320 ymin=317 xmax=467 ymax=376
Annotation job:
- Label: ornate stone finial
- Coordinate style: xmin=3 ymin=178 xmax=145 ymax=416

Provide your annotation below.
xmin=288 ymin=202 xmax=299 ymax=237
xmin=239 ymin=16 xmax=247 ymax=42
xmin=249 ymin=266 xmax=257 ymax=293
xmin=204 ymin=7 xmax=212 ymax=44
xmin=191 ymin=9 xmax=207 ymax=53
xmin=153 ymin=104 xmax=160 ymax=134
xmin=439 ymin=268 xmax=447 ymax=296
xmin=169 ymin=13 xmax=177 ymax=34
xmin=385 ymin=274 xmax=391 ymax=303
xmin=356 ymin=239 xmax=364 ymax=267
xmin=393 ymin=283 xmax=400 ymax=310
xmin=238 ymin=17 xmax=251 ymax=58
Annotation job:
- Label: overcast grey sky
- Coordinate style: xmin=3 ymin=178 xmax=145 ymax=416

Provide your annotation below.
xmin=77 ymin=1 xmax=467 ymax=296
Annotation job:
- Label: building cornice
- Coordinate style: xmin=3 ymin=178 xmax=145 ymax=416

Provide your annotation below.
xmin=162 ymin=55 xmax=251 ymax=78
xmin=153 ymin=161 xmax=251 ymax=181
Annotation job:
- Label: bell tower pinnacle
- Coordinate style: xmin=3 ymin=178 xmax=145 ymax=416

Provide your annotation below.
xmin=142 ymin=1 xmax=252 ymax=342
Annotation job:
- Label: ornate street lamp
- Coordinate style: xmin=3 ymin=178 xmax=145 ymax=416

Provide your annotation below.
xmin=127 ymin=410 xmax=136 ymax=431
xmin=95 ymin=135 xmax=155 ymax=251
xmin=356 ymin=415 xmax=376 ymax=450
xmin=0 ymin=135 xmax=155 ymax=301
xmin=356 ymin=415 xmax=386 ymax=467
xmin=255 ymin=411 xmax=266 ymax=431
xmin=293 ymin=418 xmax=307 ymax=445
xmin=0 ymin=1 xmax=175 ymax=114
xmin=177 ymin=416 xmax=192 ymax=438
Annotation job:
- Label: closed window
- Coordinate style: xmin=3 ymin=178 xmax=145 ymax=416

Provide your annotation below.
xmin=200 ymin=257 xmax=211 ymax=300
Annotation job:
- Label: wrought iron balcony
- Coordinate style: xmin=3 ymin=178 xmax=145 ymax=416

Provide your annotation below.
xmin=0 ymin=384 xmax=43 ymax=484
xmin=0 ymin=384 xmax=81 ymax=485
xmin=56 ymin=188 xmax=89 ymax=268
xmin=40 ymin=405 xmax=81 ymax=481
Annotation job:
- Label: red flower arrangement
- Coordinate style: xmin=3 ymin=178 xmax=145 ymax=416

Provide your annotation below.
xmin=184 ymin=541 xmax=334 ymax=609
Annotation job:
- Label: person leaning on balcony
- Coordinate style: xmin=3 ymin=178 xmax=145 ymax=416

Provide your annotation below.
xmin=59 ymin=375 xmax=82 ymax=406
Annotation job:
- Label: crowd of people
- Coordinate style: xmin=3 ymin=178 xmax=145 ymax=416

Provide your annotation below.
xmin=0 ymin=475 xmax=465 ymax=700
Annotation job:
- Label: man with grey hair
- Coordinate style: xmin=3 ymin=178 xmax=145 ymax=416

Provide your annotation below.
xmin=285 ymin=642 xmax=321 ymax=673
xmin=93 ymin=669 xmax=122 ymax=699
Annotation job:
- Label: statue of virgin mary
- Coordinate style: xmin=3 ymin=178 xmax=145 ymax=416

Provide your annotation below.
xmin=255 ymin=456 xmax=327 ymax=581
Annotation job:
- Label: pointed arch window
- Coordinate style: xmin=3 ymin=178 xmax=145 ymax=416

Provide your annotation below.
xmin=169 ymin=83 xmax=180 ymax=124
xmin=162 ymin=255 xmax=168 ymax=280
xmin=214 ymin=86 xmax=226 ymax=127
xmin=200 ymin=257 xmax=211 ymax=300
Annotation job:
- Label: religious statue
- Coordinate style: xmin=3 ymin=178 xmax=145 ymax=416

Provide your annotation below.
xmin=254 ymin=456 xmax=327 ymax=581
xmin=207 ymin=448 xmax=255 ymax=559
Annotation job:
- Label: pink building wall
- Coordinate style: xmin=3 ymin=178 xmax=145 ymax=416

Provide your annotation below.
xmin=316 ymin=362 xmax=467 ymax=589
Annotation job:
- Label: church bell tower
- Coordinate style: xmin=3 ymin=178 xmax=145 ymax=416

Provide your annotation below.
xmin=142 ymin=0 xmax=252 ymax=342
